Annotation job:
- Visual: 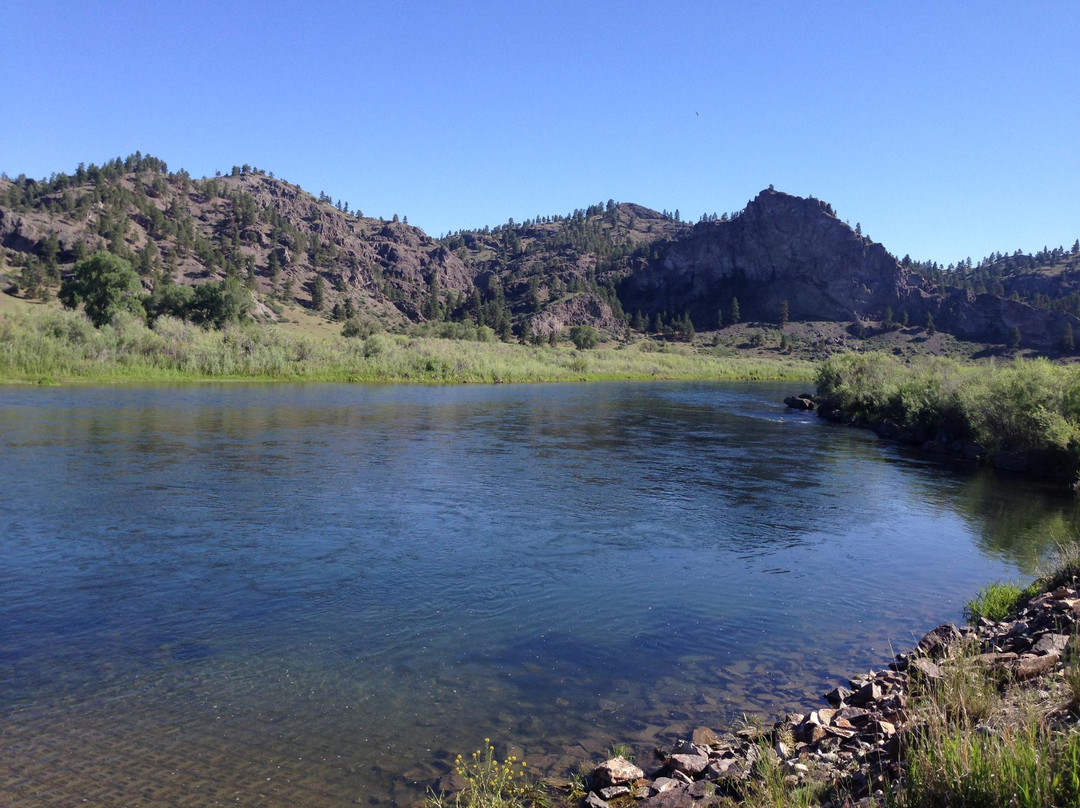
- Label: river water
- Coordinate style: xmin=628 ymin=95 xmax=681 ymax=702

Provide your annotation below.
xmin=2 ymin=381 xmax=1078 ymax=806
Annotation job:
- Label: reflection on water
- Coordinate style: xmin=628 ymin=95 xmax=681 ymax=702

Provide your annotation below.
xmin=1 ymin=381 xmax=1078 ymax=806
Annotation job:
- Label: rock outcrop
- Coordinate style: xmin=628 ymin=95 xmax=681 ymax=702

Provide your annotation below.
xmin=619 ymin=188 xmax=1080 ymax=351
xmin=619 ymin=189 xmax=933 ymax=328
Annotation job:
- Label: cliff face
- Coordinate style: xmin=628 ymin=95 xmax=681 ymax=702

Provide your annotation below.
xmin=618 ymin=189 xmax=1079 ymax=350
xmin=619 ymin=189 xmax=934 ymax=326
xmin=940 ymin=288 xmax=1079 ymax=350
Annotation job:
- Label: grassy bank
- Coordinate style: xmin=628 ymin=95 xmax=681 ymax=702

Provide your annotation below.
xmin=817 ymin=352 xmax=1080 ymax=483
xmin=0 ymin=306 xmax=814 ymax=385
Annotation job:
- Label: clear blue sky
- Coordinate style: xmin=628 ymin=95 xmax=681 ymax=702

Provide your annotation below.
xmin=3 ymin=1 xmax=1077 ymax=264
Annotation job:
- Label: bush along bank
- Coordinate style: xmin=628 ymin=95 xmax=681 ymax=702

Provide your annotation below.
xmin=558 ymin=564 xmax=1080 ymax=808
xmin=788 ymin=353 xmax=1080 ymax=487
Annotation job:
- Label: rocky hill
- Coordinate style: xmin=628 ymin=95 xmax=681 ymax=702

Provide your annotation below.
xmin=619 ymin=188 xmax=1080 ymax=352
xmin=2 ymin=153 xmax=1078 ymax=352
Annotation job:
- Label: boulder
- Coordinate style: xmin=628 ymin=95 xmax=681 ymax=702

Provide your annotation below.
xmin=1012 ymin=652 xmax=1061 ymax=680
xmin=592 ymin=756 xmax=644 ymax=789
xmin=687 ymin=780 xmax=712 ymax=799
xmin=907 ymin=657 xmax=944 ymax=687
xmin=850 ymin=681 xmax=883 ymax=707
xmin=784 ymin=395 xmax=816 ymax=411
xmin=649 ymin=777 xmax=683 ymax=795
xmin=916 ymin=625 xmax=962 ymax=659
xmin=824 ymin=686 xmax=852 ymax=706
xmin=703 ymin=757 xmax=744 ymax=780
xmin=669 ymin=751 xmax=710 ymax=777
xmin=1031 ymin=633 xmax=1069 ymax=655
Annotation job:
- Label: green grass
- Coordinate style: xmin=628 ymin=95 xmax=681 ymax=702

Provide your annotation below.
xmin=963 ymin=581 xmax=1027 ymax=624
xmin=0 ymin=305 xmax=815 ymax=385
xmin=1034 ymin=543 xmax=1080 ymax=592
xmin=898 ymin=715 xmax=1080 ymax=808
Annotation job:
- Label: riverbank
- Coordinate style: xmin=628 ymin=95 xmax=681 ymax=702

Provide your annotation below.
xmin=0 ymin=306 xmax=814 ymax=385
xmin=805 ymin=352 xmax=1080 ymax=486
xmin=441 ymin=556 xmax=1080 ymax=808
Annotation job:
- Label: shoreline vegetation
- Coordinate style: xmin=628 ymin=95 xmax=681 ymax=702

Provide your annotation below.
xmin=0 ymin=304 xmax=814 ymax=385
xmin=441 ymin=552 xmax=1080 ymax=808
xmin=812 ymin=352 xmax=1080 ymax=487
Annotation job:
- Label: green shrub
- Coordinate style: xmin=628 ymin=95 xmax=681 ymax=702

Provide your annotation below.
xmin=568 ymin=325 xmax=599 ymax=350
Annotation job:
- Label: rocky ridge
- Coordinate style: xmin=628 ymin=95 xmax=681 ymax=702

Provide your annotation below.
xmin=3 ymin=157 xmax=1078 ymax=350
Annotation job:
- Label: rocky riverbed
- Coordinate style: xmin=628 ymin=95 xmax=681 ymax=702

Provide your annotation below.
xmin=568 ymin=581 xmax=1080 ymax=808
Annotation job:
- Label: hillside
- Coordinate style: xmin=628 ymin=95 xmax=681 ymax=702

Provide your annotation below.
xmin=2 ymin=153 xmax=1078 ymax=353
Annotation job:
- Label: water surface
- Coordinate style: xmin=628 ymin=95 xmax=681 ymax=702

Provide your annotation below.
xmin=2 ymin=382 xmax=1077 ymax=806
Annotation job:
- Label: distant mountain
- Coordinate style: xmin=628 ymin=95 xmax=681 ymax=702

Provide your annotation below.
xmin=2 ymin=153 xmax=1078 ymax=351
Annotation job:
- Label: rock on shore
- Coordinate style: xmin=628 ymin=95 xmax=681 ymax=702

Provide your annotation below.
xmin=576 ymin=582 xmax=1080 ymax=808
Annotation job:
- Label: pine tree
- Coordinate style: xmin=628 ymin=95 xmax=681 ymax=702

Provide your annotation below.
xmin=779 ymin=299 xmax=789 ymax=326
xmin=730 ymin=297 xmax=741 ymax=324
xmin=310 ymin=275 xmax=326 ymax=311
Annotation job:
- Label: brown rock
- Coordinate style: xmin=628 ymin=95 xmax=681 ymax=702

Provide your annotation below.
xmin=801 ymin=723 xmax=828 ymax=743
xmin=585 ymin=793 xmax=610 ymax=808
xmin=1032 ymin=633 xmax=1069 ymax=655
xmin=670 ymin=752 xmax=710 ymax=777
xmin=638 ymin=788 xmax=695 ymax=808
xmin=916 ymin=624 xmax=962 ymax=659
xmin=687 ymin=780 xmax=712 ymax=799
xmin=650 ymin=777 xmax=682 ymax=795
xmin=976 ymin=651 xmax=1018 ymax=666
xmin=692 ymin=727 xmax=721 ymax=747
xmin=703 ymin=757 xmax=743 ymax=781
xmin=850 ymin=682 xmax=883 ymax=707
xmin=1012 ymin=652 xmax=1061 ymax=679
xmin=824 ymin=685 xmax=852 ymax=706
xmin=593 ymin=756 xmax=645 ymax=789
xmin=815 ymin=708 xmax=837 ymax=725
xmin=824 ymin=725 xmax=856 ymax=739
xmin=908 ymin=657 xmax=944 ymax=687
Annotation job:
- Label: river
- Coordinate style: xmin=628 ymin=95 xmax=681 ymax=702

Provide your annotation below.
xmin=1 ymin=381 xmax=1077 ymax=806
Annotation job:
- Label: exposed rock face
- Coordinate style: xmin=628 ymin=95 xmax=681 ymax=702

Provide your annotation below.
xmin=619 ymin=188 xmax=1080 ymax=351
xmin=938 ymin=286 xmax=1080 ymax=351
xmin=620 ymin=189 xmax=933 ymax=327
xmin=529 ymin=292 xmax=623 ymax=336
